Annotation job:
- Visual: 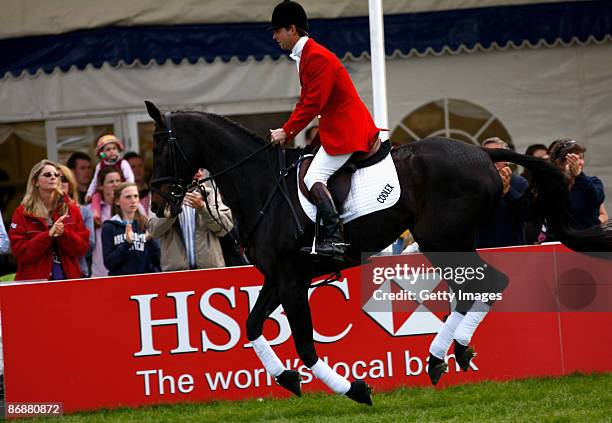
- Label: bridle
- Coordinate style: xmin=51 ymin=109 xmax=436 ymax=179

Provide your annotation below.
xmin=150 ymin=113 xmax=193 ymax=206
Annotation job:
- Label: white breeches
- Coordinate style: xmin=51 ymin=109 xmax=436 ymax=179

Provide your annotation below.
xmin=304 ymin=145 xmax=352 ymax=190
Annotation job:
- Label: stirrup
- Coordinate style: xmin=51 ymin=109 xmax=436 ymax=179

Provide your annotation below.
xmin=315 ymin=241 xmax=349 ymax=261
xmin=299 ymin=240 xmax=349 ymax=259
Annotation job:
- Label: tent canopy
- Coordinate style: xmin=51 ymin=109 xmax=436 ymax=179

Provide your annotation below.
xmin=0 ymin=0 xmax=566 ymax=38
xmin=2 ymin=1 xmax=610 ymax=79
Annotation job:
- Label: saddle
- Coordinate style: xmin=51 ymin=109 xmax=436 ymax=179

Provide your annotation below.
xmin=298 ymin=137 xmax=392 ymax=210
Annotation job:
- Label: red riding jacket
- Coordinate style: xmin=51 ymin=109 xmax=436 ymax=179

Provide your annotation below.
xmin=9 ymin=195 xmax=90 ymax=281
xmin=282 ymin=38 xmax=379 ymax=155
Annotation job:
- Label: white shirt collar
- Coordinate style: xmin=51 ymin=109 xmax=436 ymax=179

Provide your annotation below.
xmin=289 ymin=36 xmax=309 ymax=62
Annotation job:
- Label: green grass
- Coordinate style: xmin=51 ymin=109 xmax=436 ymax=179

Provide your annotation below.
xmin=0 ymin=273 xmax=15 ymax=282
xmin=23 ymin=373 xmax=612 ymax=422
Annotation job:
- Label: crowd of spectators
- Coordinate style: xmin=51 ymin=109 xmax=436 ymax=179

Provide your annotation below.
xmin=2 ymin=134 xmax=242 ymax=282
xmin=0 ymin=132 xmax=608 ymax=280
xmin=397 ymin=136 xmax=607 ymax=253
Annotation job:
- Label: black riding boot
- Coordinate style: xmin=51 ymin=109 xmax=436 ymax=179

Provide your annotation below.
xmin=310 ymin=182 xmax=347 ymax=258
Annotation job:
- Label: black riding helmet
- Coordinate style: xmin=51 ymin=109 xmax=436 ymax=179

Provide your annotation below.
xmin=268 ymin=0 xmax=309 ymax=33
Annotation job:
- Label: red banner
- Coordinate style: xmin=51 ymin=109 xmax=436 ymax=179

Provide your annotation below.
xmin=0 ymin=244 xmax=611 ymax=413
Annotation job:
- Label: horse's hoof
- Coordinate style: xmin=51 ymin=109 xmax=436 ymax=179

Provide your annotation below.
xmin=275 ymin=370 xmax=302 ymax=397
xmin=345 ymin=380 xmax=373 ymax=406
xmin=428 ymin=362 xmax=448 ymax=386
xmin=456 ymin=347 xmax=477 ymax=372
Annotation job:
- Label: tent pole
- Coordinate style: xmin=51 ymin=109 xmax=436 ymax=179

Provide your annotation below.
xmin=368 ymin=0 xmax=389 ymax=137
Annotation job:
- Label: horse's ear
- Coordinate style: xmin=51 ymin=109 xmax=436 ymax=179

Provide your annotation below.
xmin=145 ymin=101 xmax=164 ymax=127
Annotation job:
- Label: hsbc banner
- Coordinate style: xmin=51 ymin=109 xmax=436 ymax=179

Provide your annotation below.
xmin=0 ymin=244 xmax=611 ymax=413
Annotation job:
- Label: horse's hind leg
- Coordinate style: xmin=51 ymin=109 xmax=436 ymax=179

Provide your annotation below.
xmin=246 ymin=279 xmax=301 ymax=396
xmin=422 ymin=250 xmax=508 ymax=385
xmin=278 ymin=274 xmax=372 ymax=405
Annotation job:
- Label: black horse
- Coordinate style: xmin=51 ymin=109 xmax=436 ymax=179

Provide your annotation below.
xmin=145 ymin=101 xmax=612 ymax=404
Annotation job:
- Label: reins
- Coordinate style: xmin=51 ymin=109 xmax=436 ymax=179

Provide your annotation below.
xmin=150 ymin=112 xmax=305 ymax=250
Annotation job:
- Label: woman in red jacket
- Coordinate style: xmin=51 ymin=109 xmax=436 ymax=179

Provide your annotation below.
xmin=269 ymin=1 xmax=379 ymax=258
xmin=9 ymin=159 xmax=89 ymax=281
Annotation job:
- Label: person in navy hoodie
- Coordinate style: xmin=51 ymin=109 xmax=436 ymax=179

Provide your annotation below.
xmin=101 ymin=182 xmax=160 ymax=276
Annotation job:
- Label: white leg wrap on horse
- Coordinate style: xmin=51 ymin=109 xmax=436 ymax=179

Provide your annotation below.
xmin=454 ymin=301 xmax=490 ymax=346
xmin=251 ymin=335 xmax=285 ymax=377
xmin=429 ymin=311 xmax=464 ymax=359
xmin=310 ymin=359 xmax=351 ymax=394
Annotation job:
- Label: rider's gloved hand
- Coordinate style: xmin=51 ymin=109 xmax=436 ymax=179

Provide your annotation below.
xmin=270 ymin=128 xmax=288 ymax=145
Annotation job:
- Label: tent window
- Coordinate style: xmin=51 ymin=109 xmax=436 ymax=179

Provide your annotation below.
xmin=391 ymin=99 xmax=513 ymax=149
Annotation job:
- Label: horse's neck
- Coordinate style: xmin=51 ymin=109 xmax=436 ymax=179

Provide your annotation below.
xmin=195 ymin=119 xmax=278 ymax=237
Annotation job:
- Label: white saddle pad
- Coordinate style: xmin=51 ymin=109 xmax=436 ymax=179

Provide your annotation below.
xmin=298 ymin=153 xmax=401 ymax=224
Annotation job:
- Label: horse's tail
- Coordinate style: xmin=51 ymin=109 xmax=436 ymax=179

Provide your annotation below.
xmin=484 ymin=147 xmax=612 ymax=253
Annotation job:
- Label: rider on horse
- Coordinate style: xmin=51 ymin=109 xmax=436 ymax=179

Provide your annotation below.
xmin=268 ymin=0 xmax=380 ymax=258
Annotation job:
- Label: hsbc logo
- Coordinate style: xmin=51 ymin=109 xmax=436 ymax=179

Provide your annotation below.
xmin=130 ymin=279 xmax=353 ymax=357
xmin=362 ymin=272 xmax=450 ymax=337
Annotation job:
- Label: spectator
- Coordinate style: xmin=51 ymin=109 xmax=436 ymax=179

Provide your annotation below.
xmin=102 ymin=183 xmax=160 ymax=276
xmin=549 ymin=138 xmax=604 ymax=230
xmin=90 ymin=167 xmax=123 ymax=277
xmin=521 ymin=143 xmax=548 ymax=184
xmin=58 ymin=164 xmax=95 ymax=277
xmin=522 ymin=144 xmax=549 ymax=243
xmin=599 ymin=204 xmax=609 ymax=225
xmin=305 ymin=125 xmax=319 ymax=146
xmin=525 ymin=144 xmax=549 ymax=159
xmin=8 ymin=160 xmax=89 ymax=281
xmin=148 ymin=168 xmax=233 ymax=271
xmin=475 ymin=137 xmax=530 ymax=248
xmin=66 ymin=152 xmax=93 ymax=205
xmin=0 ymin=210 xmax=8 ymax=255
xmin=124 ymin=151 xmax=151 ymax=214
xmin=0 ymin=169 xmax=16 ymax=212
xmin=86 ymin=135 xmax=135 ymax=227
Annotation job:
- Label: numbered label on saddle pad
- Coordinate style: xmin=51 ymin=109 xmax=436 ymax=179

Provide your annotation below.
xmin=298 ymin=153 xmax=401 ymax=224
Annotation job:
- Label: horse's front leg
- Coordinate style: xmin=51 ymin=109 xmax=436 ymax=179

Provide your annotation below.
xmin=246 ymin=278 xmax=302 ymax=396
xmin=279 ymin=276 xmax=372 ymax=405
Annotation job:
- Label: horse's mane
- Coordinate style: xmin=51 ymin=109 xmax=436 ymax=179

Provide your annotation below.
xmin=173 ymin=109 xmax=306 ymax=163
xmin=174 ymin=110 xmax=267 ymax=145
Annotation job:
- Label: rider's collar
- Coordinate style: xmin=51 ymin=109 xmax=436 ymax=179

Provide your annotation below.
xmin=290 ymin=36 xmax=309 ymax=61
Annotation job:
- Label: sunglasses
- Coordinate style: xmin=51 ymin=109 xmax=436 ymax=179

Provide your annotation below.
xmin=60 ymin=176 xmax=68 ymax=183
xmin=555 ymin=140 xmax=579 ymax=161
xmin=41 ymin=172 xmax=60 ymax=178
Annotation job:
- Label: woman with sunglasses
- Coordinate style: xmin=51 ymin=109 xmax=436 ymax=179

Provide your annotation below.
xmin=8 ymin=160 xmax=89 ymax=281
xmin=58 ymin=164 xmax=95 ymax=277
